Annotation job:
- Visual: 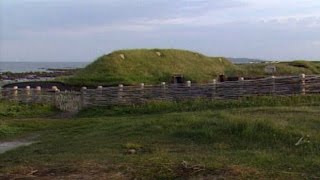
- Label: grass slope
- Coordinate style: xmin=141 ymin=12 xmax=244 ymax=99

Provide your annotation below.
xmin=66 ymin=49 xmax=320 ymax=86
xmin=1 ymin=96 xmax=320 ymax=179
xmin=66 ymin=49 xmax=235 ymax=86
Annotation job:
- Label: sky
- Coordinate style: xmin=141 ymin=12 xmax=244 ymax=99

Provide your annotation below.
xmin=1 ymin=0 xmax=320 ymax=62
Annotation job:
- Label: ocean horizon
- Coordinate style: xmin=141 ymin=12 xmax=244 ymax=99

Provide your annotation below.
xmin=0 ymin=61 xmax=89 ymax=73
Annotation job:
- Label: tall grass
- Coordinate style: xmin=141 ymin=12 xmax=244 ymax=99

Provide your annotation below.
xmin=78 ymin=95 xmax=320 ymax=117
xmin=0 ymin=101 xmax=57 ymax=118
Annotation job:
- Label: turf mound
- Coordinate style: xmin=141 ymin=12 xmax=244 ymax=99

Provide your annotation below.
xmin=67 ymin=49 xmax=236 ymax=86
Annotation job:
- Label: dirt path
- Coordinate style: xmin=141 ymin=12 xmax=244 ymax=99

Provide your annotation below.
xmin=0 ymin=141 xmax=35 ymax=154
xmin=0 ymin=135 xmax=39 ymax=154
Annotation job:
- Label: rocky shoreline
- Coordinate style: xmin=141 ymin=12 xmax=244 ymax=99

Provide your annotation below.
xmin=0 ymin=68 xmax=81 ymax=81
xmin=0 ymin=68 xmax=82 ymax=89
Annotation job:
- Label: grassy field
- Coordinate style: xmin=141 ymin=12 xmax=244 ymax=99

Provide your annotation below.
xmin=1 ymin=96 xmax=320 ymax=179
xmin=64 ymin=49 xmax=320 ymax=86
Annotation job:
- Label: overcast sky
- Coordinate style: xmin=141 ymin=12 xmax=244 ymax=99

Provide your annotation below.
xmin=1 ymin=0 xmax=320 ymax=62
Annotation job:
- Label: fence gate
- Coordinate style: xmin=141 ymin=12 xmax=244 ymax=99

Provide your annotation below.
xmin=54 ymin=91 xmax=82 ymax=113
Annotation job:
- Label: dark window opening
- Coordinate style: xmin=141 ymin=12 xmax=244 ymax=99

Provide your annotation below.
xmin=219 ymin=75 xmax=225 ymax=82
xmin=171 ymin=74 xmax=184 ymax=84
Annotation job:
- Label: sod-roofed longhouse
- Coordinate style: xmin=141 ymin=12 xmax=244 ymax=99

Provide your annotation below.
xmin=66 ymin=49 xmax=236 ymax=86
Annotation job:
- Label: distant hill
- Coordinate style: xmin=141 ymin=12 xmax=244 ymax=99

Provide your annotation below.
xmin=66 ymin=49 xmax=237 ymax=86
xmin=227 ymin=58 xmax=266 ymax=64
xmin=237 ymin=60 xmax=320 ymax=76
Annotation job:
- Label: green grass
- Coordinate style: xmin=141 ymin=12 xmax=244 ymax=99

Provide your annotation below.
xmin=64 ymin=49 xmax=320 ymax=86
xmin=79 ymin=95 xmax=320 ymax=117
xmin=0 ymin=101 xmax=56 ymax=118
xmin=1 ymin=97 xmax=320 ymax=179
xmin=0 ymin=101 xmax=58 ymax=139
xmin=65 ymin=49 xmax=236 ymax=86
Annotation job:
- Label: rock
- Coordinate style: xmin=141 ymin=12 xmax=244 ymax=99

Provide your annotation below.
xmin=127 ymin=149 xmax=136 ymax=154
xmin=156 ymin=52 xmax=162 ymax=57
xmin=119 ymin=54 xmax=125 ymax=60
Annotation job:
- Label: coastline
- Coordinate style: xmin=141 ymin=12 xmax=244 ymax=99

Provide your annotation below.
xmin=0 ymin=68 xmax=81 ymax=88
xmin=0 ymin=61 xmax=88 ymax=73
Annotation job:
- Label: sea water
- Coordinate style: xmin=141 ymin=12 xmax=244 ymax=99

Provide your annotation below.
xmin=0 ymin=61 xmax=89 ymax=73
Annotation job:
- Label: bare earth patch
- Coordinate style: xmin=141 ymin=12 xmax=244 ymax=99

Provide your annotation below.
xmin=0 ymin=141 xmax=35 ymax=154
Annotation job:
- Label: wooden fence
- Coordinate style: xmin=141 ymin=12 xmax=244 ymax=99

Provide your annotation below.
xmin=1 ymin=75 xmax=320 ymax=112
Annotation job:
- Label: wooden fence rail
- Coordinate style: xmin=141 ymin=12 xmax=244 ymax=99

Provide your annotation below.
xmin=1 ymin=75 xmax=320 ymax=112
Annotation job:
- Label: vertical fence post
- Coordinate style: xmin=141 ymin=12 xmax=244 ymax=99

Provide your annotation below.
xmin=239 ymin=77 xmax=244 ymax=97
xmin=140 ymin=83 xmax=145 ymax=103
xmin=271 ymin=76 xmax=276 ymax=95
xmin=186 ymin=81 xmax=192 ymax=99
xmin=52 ymin=86 xmax=59 ymax=107
xmin=118 ymin=84 xmax=124 ymax=103
xmin=95 ymin=86 xmax=103 ymax=107
xmin=25 ymin=86 xmax=31 ymax=103
xmin=13 ymin=86 xmax=18 ymax=101
xmin=119 ymin=84 xmax=124 ymax=90
xmin=212 ymin=79 xmax=217 ymax=99
xmin=52 ymin=86 xmax=59 ymax=92
xmin=300 ymin=74 xmax=306 ymax=95
xmin=186 ymin=81 xmax=191 ymax=87
xmin=140 ymin=83 xmax=145 ymax=89
xmin=36 ymin=86 xmax=41 ymax=103
xmin=81 ymin=87 xmax=87 ymax=109
xmin=26 ymin=86 xmax=31 ymax=94
xmin=161 ymin=82 xmax=166 ymax=100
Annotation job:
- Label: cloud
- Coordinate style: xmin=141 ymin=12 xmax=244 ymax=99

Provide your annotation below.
xmin=1 ymin=0 xmax=320 ymax=61
xmin=21 ymin=24 xmax=155 ymax=38
xmin=312 ymin=41 xmax=320 ymax=46
xmin=1 ymin=0 xmax=249 ymax=38
xmin=1 ymin=0 xmax=246 ymax=30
